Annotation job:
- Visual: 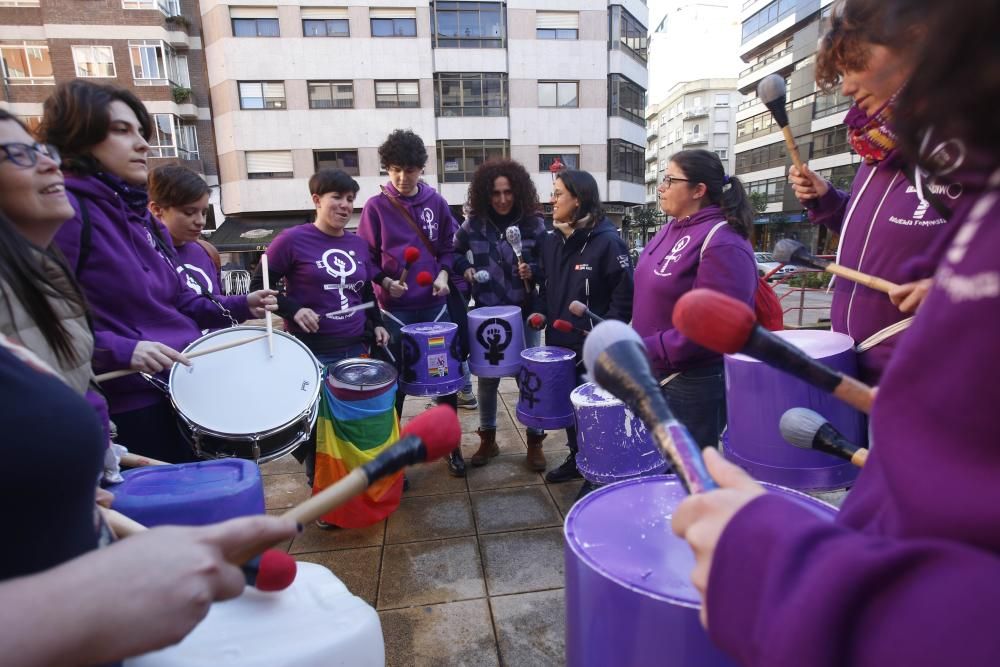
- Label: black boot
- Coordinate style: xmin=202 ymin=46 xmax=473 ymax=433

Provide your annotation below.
xmin=447 ymin=447 xmax=466 ymax=477
xmin=545 ymin=449 xmax=582 ymax=483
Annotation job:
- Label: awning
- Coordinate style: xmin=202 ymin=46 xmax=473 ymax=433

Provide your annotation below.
xmin=206 ymin=215 xmax=312 ymax=251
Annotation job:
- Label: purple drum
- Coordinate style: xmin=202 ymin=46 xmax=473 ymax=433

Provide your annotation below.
xmin=516 ymin=346 xmax=577 ymax=430
xmin=399 ymin=322 xmax=464 ymax=397
xmin=724 ymin=330 xmax=865 ymax=490
xmin=467 ymin=305 xmax=524 ymax=378
xmin=571 ymin=382 xmax=666 ymax=484
xmin=564 ymin=475 xmax=836 ymax=667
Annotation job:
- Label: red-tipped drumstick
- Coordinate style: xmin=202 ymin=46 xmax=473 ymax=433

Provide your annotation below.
xmin=527 ymin=313 xmax=547 ymax=330
xmin=673 ymin=289 xmax=875 ymax=413
xmin=553 ymin=319 xmax=588 ymax=336
xmin=398 ymin=246 xmax=420 ymax=287
xmin=415 ymin=271 xmax=434 ymax=288
xmin=568 ymin=300 xmax=604 ymax=323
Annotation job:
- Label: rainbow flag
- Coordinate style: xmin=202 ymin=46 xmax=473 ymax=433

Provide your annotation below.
xmin=313 ymin=380 xmax=402 ymax=528
xmin=428 ymin=336 xmax=446 ymax=348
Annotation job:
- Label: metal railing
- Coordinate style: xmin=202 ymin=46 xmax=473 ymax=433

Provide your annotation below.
xmin=764 ymin=257 xmax=834 ymax=328
xmin=738 ymin=46 xmax=792 ymax=78
xmin=222 ymin=270 xmax=251 ymax=296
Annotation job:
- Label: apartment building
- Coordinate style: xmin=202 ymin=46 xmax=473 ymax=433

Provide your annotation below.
xmin=734 ymin=0 xmax=857 ymax=251
xmin=0 ymin=0 xmax=220 ymax=218
xmin=198 ymin=0 xmax=648 ymax=257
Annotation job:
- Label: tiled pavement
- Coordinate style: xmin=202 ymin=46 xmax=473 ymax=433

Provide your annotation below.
xmin=261 ymin=377 xmax=580 ymax=667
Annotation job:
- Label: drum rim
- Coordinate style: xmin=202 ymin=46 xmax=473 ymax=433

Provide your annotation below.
xmin=168 ymin=326 xmax=322 ymax=441
xmin=327 ymin=357 xmax=398 ymax=391
xmin=520 ymin=345 xmax=577 ymax=361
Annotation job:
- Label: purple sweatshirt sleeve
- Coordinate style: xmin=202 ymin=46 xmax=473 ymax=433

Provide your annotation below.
xmin=807 ymin=183 xmax=850 ymax=233
xmin=708 ymin=494 xmax=1000 ymax=667
xmin=437 ymin=206 xmax=458 ymax=276
xmin=357 ymin=203 xmax=387 ymax=286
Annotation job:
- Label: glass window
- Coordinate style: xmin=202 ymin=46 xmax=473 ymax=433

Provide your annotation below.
xmin=437 ymin=139 xmax=509 ymax=183
xmin=612 ymin=7 xmax=647 ymax=64
xmin=232 ymin=18 xmax=280 ymax=37
xmin=370 ymin=17 xmax=416 ymax=37
xmin=128 ymin=40 xmax=186 ymax=86
xmin=0 ymin=43 xmax=54 ymax=85
xmin=538 ymin=81 xmax=578 ymax=108
xmin=433 ymin=1 xmax=504 ymax=48
xmin=375 ymin=80 xmax=420 ymax=108
xmin=303 ymin=19 xmax=349 ymax=37
xmin=313 ymin=149 xmax=360 ymax=175
xmin=538 ymin=149 xmax=579 ymax=172
xmin=434 ymin=72 xmax=507 ymax=117
xmin=72 ymin=46 xmax=116 ymax=78
xmin=714 ymin=93 xmax=729 ymax=106
xmin=246 ymin=151 xmax=294 ymax=179
xmin=308 ymin=81 xmax=354 ymax=109
xmin=238 ymin=81 xmax=286 ymax=110
xmin=148 ymin=114 xmax=199 ymax=160
xmin=123 ymin=0 xmax=180 ymax=13
xmin=609 ymin=139 xmax=644 ymax=184
xmin=609 ymin=74 xmax=645 ymax=126
xmin=741 ymin=0 xmax=795 ymax=43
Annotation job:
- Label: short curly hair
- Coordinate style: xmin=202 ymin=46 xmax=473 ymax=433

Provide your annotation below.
xmin=378 ymin=129 xmax=428 ymax=169
xmin=466 ymin=159 xmax=540 ymax=219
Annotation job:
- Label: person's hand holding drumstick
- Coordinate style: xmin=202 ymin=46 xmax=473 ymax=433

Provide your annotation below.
xmin=293 ymin=307 xmax=321 ymax=333
xmin=246 ymin=289 xmax=279 ymax=319
xmin=130 ymin=341 xmax=190 ymax=374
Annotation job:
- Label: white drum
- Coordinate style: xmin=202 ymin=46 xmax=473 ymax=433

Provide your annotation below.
xmin=169 ymin=326 xmax=321 ymax=463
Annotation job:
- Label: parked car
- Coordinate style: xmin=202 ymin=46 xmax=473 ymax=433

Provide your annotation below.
xmin=755 ymin=252 xmax=797 ymax=280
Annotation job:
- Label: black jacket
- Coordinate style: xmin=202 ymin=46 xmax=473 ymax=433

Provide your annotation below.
xmin=538 ymin=218 xmax=634 ymax=353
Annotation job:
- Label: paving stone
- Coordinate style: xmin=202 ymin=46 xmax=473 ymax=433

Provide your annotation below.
xmin=380 ymin=599 xmax=499 ymax=667
xmin=491 ymin=589 xmax=566 ymax=667
xmin=466 ymin=454 xmax=543 ymax=492
xmin=403 ymin=459 xmax=468 ymax=497
xmin=470 ymin=486 xmax=562 ymax=534
xmin=295 ymin=546 xmax=381 ymax=607
xmin=546 ymin=480 xmax=585 ymax=517
xmin=479 ymin=528 xmax=565 ymax=596
xmin=262 ymin=472 xmax=311 ymax=510
xmin=378 ymin=536 xmax=486 ymax=609
xmin=258 ymin=454 xmax=303 ymax=476
xmin=386 ymin=492 xmax=475 ymax=544
xmin=289 ymin=519 xmax=385 ymax=554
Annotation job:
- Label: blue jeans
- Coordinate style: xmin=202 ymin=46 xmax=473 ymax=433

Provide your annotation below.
xmin=660 ymin=364 xmax=727 ymax=450
xmin=477 ymin=324 xmax=542 ymax=434
xmin=383 ymin=304 xmax=456 ymax=415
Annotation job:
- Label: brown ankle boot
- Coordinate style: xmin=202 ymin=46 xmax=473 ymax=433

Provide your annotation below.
xmin=471 ymin=428 xmax=499 ymax=467
xmin=526 ymin=432 xmax=547 ymax=471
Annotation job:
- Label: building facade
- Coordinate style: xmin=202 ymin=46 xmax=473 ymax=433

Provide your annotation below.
xmin=734 ymin=0 xmax=857 ymax=251
xmin=0 ymin=0 xmax=220 ymax=217
xmin=197 ymin=0 xmax=648 ymax=254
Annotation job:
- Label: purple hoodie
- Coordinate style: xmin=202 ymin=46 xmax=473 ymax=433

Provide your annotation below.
xmin=633 ymin=206 xmax=757 ymax=378
xmin=54 ymin=173 xmax=249 ymax=414
xmin=707 ymin=166 xmax=1000 ymax=666
xmin=357 ymin=182 xmax=458 ymax=312
xmin=809 ymin=129 xmax=968 ymax=383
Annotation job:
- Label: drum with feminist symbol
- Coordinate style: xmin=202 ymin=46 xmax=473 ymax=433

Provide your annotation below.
xmin=468 ymin=305 xmax=525 ymax=377
xmin=516 ymin=346 xmax=577 ymax=429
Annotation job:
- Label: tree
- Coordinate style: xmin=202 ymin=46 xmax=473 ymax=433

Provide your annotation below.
xmin=748 ymin=190 xmax=768 ymax=215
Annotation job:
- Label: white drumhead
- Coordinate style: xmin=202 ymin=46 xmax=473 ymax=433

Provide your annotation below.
xmin=170 ymin=328 xmax=320 ymax=436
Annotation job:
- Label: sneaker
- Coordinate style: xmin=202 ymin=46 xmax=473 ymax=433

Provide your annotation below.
xmin=457 ymin=390 xmax=478 ymax=410
xmin=545 ymin=451 xmax=583 ymax=483
xmin=315 ymin=519 xmax=341 ymax=530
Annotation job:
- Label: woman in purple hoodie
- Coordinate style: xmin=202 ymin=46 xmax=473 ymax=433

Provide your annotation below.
xmin=672 ymin=1 xmax=1000 ymax=664
xmin=357 ymin=129 xmax=466 ymax=476
xmin=633 ymin=149 xmax=757 ymax=449
xmin=42 ymin=81 xmax=276 ymax=463
xmin=788 ymin=0 xmax=968 ymax=384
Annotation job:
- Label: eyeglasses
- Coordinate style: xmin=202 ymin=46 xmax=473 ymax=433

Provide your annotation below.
xmin=661 ymin=175 xmax=691 ymax=188
xmin=0 ymin=142 xmax=61 ymax=169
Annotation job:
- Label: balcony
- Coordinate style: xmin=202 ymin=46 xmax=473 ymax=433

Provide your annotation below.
xmin=645 ymin=146 xmax=658 ymax=162
xmin=739 ymin=46 xmax=792 ymax=79
xmin=646 ymin=125 xmax=658 ymax=139
xmin=645 ymin=169 xmax=658 ymax=183
xmin=683 ymin=106 xmax=708 ymax=119
xmin=683 ymin=133 xmax=708 ymax=145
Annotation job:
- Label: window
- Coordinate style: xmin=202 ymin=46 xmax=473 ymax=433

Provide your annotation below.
xmin=72 ymin=46 xmax=116 ymax=78
xmin=538 ymin=147 xmax=579 ymax=172
xmin=814 ymin=90 xmax=852 ymax=119
xmin=246 ymin=151 xmax=294 ymax=179
xmin=536 ymin=12 xmax=577 ymax=40
xmin=129 ymin=40 xmax=187 ymax=86
xmin=715 ymin=148 xmax=729 ymax=160
xmin=746 ymin=176 xmax=786 ymax=203
xmin=148 ymin=114 xmax=199 ymax=160
xmin=238 ymin=81 xmax=286 ymax=109
xmin=608 ymin=139 xmax=644 ymax=184
xmin=308 ymin=81 xmax=354 ymax=109
xmin=17 ymin=115 xmax=42 ymax=137
xmin=231 ymin=7 xmax=280 ymax=37
xmin=301 ymin=8 xmax=349 ymax=36
xmin=375 ymin=80 xmax=419 ymax=108
xmin=714 ymin=93 xmax=729 ymax=107
xmin=0 ymin=43 xmax=53 ymax=85
xmin=438 ymin=139 xmax=509 ymax=183
xmin=433 ymin=2 xmax=504 ymax=48
xmin=811 ymin=127 xmax=850 ymax=159
xmin=538 ymin=81 xmax=577 ymax=108
xmin=313 ymin=150 xmax=360 ymax=175
xmin=741 ymin=0 xmax=795 ymax=43
xmin=123 ymin=0 xmax=180 ymax=13
xmin=0 ymin=0 xmax=41 ymax=6
xmin=736 ymin=110 xmax=776 ymax=141
xmin=735 ymin=141 xmax=787 ymax=174
xmin=818 ymin=164 xmax=860 ymax=193
xmin=370 ymin=9 xmax=416 ymax=37
xmin=713 ymin=120 xmax=728 ymax=133
xmin=434 ymin=72 xmax=507 ymax=117
xmin=609 ymin=74 xmax=645 ymax=126
xmin=611 ymin=6 xmax=647 ymax=64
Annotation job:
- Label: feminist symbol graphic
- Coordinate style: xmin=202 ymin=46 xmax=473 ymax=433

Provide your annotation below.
xmin=476 ymin=318 xmax=513 ymax=365
xmin=317 ymin=249 xmax=358 ymax=311
xmin=518 ymin=367 xmax=542 ymax=408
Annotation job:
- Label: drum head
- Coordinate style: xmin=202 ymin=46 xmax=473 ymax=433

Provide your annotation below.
xmin=327 ymin=358 xmax=397 ymax=391
xmin=169 ymin=327 xmax=320 ymax=437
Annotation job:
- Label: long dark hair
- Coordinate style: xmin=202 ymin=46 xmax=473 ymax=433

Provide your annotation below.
xmin=38 ymin=79 xmax=152 ymax=174
xmin=467 ymin=159 xmax=541 ymax=219
xmin=670 ymin=149 xmax=752 ymax=238
xmin=556 ymin=169 xmax=603 ymax=226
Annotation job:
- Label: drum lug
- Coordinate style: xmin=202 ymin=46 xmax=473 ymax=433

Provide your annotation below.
xmin=250 ymin=435 xmax=261 ymax=462
xmin=190 ymin=427 xmax=205 ymax=459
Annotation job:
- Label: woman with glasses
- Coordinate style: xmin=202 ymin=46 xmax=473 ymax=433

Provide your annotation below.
xmin=536 ymin=169 xmax=634 ymax=486
xmin=41 ymin=80 xmax=276 ymax=463
xmin=633 ymin=149 xmax=757 ymax=450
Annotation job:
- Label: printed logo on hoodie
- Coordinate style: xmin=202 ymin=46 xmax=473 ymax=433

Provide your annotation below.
xmin=421 ymin=207 xmax=438 ymax=241
xmin=176 ymin=264 xmax=213 ymax=294
xmin=654 ymin=235 xmax=691 ymax=277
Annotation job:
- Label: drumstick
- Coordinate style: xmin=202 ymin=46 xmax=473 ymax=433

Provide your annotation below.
xmin=261 ymin=254 xmax=274 ymax=358
xmin=93 ymin=333 xmax=269 ymax=383
xmin=99 ymin=507 xmax=297 ymax=592
xmin=773 ymin=239 xmax=900 ymax=294
xmin=380 ymin=309 xmax=406 ymax=327
xmin=323 ymin=301 xmax=375 ymax=319
xmin=433 ymin=304 xmax=447 ymax=323
xmin=380 ymin=343 xmax=397 ymax=364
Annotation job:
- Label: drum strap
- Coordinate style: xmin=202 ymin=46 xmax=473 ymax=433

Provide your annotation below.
xmin=380 ymin=187 xmax=438 ymax=260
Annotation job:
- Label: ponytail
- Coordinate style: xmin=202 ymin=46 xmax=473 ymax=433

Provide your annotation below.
xmin=719 ymin=175 xmax=753 ymax=239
